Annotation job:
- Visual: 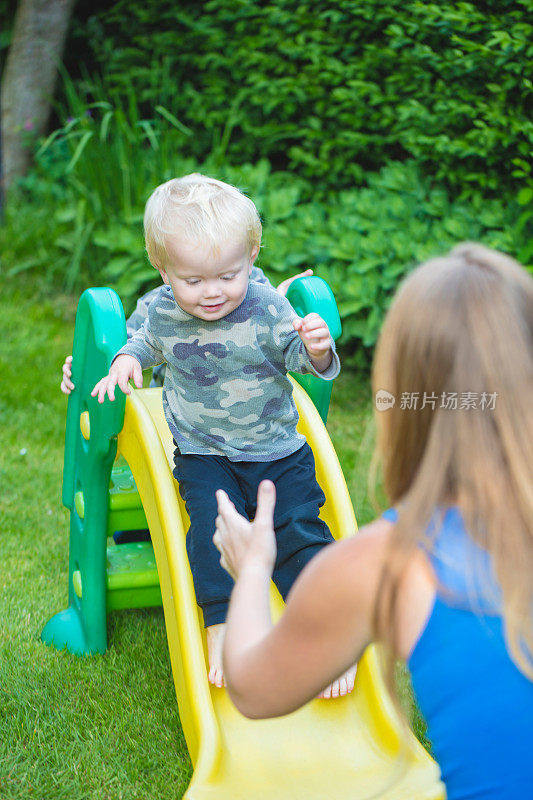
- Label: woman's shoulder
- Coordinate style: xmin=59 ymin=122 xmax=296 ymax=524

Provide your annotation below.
xmin=313 ymin=516 xmax=436 ymax=659
xmin=337 ymin=515 xmax=395 ymax=559
xmin=301 ymin=513 xmax=436 ymax=596
xmin=306 ymin=517 xmax=396 ymax=610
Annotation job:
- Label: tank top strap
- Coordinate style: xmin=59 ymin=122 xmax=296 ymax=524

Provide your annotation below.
xmin=382 ymin=507 xmax=501 ymax=613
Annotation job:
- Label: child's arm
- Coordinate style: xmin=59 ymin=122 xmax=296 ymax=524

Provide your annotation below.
xmin=91 ymin=354 xmax=143 ymax=404
xmin=293 ymin=312 xmax=333 ymax=373
xmin=251 ymin=266 xmax=314 ymax=296
xmin=60 ymin=286 xmax=164 ymax=396
xmin=276 ymin=269 xmax=313 ymax=296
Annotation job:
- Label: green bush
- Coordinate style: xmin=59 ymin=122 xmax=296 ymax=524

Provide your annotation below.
xmin=2 ymin=133 xmax=520 ymax=358
xmin=68 ymin=0 xmax=533 ymax=199
xmin=2 ymin=1 xmax=531 ymax=358
xmin=1 ymin=69 xmax=198 ymax=291
xmin=254 ymin=159 xmax=523 ymax=357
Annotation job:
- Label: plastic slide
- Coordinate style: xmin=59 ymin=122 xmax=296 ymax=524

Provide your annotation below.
xmin=120 ymin=383 xmax=445 ymax=800
xmin=42 ymin=284 xmax=445 ymax=799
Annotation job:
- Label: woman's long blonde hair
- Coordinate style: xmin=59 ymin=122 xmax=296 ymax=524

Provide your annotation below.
xmin=372 ymin=243 xmax=533 ymax=679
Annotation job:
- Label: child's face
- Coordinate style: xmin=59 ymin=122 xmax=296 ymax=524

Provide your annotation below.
xmin=159 ymin=236 xmax=258 ymax=322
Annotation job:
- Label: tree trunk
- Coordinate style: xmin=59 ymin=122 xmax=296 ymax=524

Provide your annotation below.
xmin=1 ymin=0 xmax=76 ymax=193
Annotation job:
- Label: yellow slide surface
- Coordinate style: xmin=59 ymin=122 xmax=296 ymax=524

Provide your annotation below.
xmin=117 ymin=383 xmax=445 ymax=800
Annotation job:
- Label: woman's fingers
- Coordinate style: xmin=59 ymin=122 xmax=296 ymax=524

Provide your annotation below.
xmin=254 ymin=480 xmax=277 ymax=528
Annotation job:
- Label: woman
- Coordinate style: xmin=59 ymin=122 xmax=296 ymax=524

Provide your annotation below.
xmin=213 ymin=243 xmax=533 ymax=799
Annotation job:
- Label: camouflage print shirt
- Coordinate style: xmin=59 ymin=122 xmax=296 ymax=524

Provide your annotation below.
xmin=125 ymin=267 xmax=270 ymax=387
xmin=117 ymin=280 xmax=340 ymax=462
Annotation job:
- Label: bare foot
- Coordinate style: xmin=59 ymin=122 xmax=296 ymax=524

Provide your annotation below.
xmin=206 ymin=623 xmax=226 ymax=688
xmin=317 ymin=664 xmax=357 ymax=699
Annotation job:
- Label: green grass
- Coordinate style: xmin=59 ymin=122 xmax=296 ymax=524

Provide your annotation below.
xmin=0 ymin=272 xmax=427 ymax=799
xmin=0 ymin=276 xmax=191 ymax=799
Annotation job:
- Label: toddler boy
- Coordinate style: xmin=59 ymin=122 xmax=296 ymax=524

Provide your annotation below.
xmin=60 ymin=267 xmax=312 ymax=393
xmin=92 ymin=174 xmax=345 ymax=691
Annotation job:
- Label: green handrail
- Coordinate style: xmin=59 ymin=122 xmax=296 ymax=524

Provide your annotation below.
xmin=286 ymin=276 xmax=342 ymax=424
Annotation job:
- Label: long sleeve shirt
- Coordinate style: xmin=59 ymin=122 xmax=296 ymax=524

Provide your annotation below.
xmin=117 ymin=279 xmax=340 ymax=462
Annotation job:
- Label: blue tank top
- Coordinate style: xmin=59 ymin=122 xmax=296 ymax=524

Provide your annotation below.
xmin=383 ymin=507 xmax=533 ymax=800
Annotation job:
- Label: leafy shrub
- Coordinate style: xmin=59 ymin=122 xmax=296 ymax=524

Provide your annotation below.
xmin=2 ymin=69 xmax=198 ymax=291
xmin=254 ymin=159 xmax=524 ymax=358
xmin=3 ymin=0 xmax=531 ymax=357
xmin=2 ymin=135 xmax=521 ymax=359
xmin=66 ymin=0 xmax=533 ymax=200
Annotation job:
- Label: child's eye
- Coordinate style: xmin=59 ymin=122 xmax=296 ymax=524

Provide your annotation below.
xmin=221 ymin=273 xmax=236 ymax=281
xmin=186 ymin=278 xmax=200 ymax=285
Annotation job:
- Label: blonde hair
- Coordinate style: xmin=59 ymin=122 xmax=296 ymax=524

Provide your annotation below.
xmin=372 ymin=243 xmax=533 ymax=680
xmin=144 ymin=173 xmax=262 ymax=269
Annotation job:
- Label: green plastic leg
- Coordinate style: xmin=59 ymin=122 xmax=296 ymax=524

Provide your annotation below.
xmin=41 ymin=606 xmax=94 ymax=656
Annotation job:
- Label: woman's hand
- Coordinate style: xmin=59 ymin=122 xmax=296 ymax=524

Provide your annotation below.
xmin=214 ymin=480 xmax=278 ymax=582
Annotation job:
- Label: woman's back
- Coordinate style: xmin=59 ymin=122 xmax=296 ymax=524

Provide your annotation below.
xmin=389 ymin=507 xmax=533 ymax=800
xmin=216 ymin=243 xmax=533 ymax=800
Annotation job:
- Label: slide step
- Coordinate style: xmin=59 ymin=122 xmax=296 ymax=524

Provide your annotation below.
xmin=72 ymin=542 xmax=162 ymax=612
xmin=107 ymin=542 xmax=159 ymax=589
xmin=109 ymin=459 xmax=144 ymax=512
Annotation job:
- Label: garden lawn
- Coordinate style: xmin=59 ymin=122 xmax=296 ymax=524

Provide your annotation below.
xmin=0 ymin=273 xmax=425 ymax=800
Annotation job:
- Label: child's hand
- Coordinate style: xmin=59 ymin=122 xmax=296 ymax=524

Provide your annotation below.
xmin=276 ymin=268 xmax=313 ymax=297
xmin=293 ymin=312 xmax=333 ymax=371
xmin=91 ymin=355 xmax=143 ymax=404
xmin=60 ymin=355 xmax=75 ymax=395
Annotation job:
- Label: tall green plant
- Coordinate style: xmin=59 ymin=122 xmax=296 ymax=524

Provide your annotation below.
xmin=4 ymin=69 xmax=197 ymax=291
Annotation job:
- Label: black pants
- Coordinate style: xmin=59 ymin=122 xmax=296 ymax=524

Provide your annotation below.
xmin=173 ymin=442 xmax=334 ymax=626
